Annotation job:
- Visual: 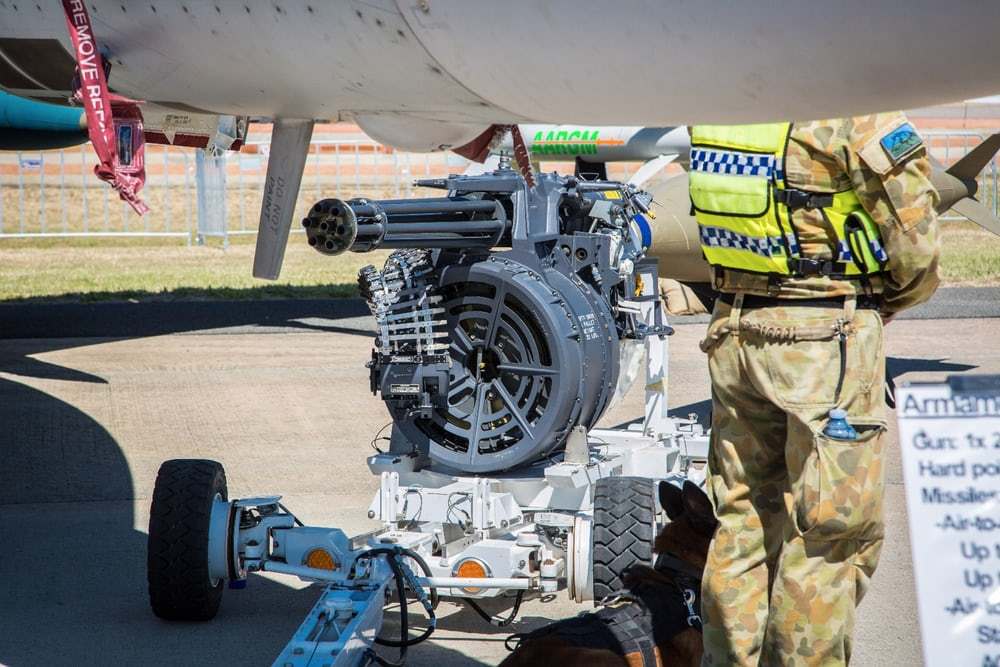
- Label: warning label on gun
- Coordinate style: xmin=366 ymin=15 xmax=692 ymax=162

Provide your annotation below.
xmin=897 ymin=379 xmax=1000 ymax=667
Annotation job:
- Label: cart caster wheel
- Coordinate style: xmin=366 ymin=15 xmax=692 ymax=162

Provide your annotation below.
xmin=591 ymin=476 xmax=656 ymax=604
xmin=147 ymin=459 xmax=230 ymax=621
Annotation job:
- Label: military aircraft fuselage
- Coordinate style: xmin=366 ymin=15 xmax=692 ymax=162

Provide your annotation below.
xmin=2 ymin=1 xmax=1000 ymax=151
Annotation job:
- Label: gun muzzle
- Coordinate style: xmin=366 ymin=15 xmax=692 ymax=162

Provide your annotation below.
xmin=303 ymin=197 xmax=509 ymax=255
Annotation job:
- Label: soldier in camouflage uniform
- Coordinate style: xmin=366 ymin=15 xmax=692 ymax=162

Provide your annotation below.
xmin=689 ymin=114 xmax=940 ymax=665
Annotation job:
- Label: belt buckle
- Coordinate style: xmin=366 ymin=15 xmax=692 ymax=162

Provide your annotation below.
xmin=793 ymin=258 xmax=823 ymax=276
xmin=766 ymin=274 xmax=781 ymax=296
xmin=789 ymin=190 xmax=810 ymax=209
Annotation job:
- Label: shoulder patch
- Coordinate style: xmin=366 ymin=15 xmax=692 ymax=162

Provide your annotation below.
xmin=879 ymin=122 xmax=923 ymax=164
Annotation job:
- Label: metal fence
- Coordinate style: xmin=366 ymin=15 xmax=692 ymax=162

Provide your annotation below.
xmin=0 ymin=130 xmax=996 ymax=242
xmin=0 ymin=143 xmax=197 ymax=240
xmin=0 ymin=139 xmax=473 ymax=243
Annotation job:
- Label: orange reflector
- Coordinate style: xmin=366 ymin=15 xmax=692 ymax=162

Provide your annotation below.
xmin=304 ymin=548 xmax=337 ymax=571
xmin=454 ymin=559 xmax=488 ymax=594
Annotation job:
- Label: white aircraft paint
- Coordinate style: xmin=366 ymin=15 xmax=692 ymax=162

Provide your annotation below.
xmin=2 ymin=1 xmax=1000 ymax=150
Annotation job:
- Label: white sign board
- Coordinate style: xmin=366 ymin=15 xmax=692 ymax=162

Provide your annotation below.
xmin=897 ymin=378 xmax=1000 ymax=667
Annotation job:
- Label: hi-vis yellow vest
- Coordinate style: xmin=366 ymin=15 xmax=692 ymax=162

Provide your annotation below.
xmin=689 ymin=123 xmax=888 ymax=278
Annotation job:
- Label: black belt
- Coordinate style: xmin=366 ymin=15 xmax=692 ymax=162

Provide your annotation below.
xmin=717 ymin=293 xmax=880 ymax=310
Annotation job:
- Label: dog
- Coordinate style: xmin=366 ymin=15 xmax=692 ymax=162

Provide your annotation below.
xmin=500 ymin=480 xmax=717 ymax=667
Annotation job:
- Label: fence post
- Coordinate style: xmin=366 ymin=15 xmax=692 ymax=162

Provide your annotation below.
xmin=39 ymin=153 xmax=46 ymax=233
xmin=16 ymin=151 xmax=24 ymax=233
xmin=195 ymin=148 xmax=228 ymax=247
xmin=184 ymin=150 xmax=192 ymax=245
xmin=60 ymin=150 xmax=67 ymax=232
xmin=237 ymin=149 xmax=246 ymax=232
xmin=81 ymin=145 xmax=88 ymax=233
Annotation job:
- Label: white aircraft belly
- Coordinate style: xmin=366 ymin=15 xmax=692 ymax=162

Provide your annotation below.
xmin=401 ymin=0 xmax=1000 ymax=124
xmin=3 ymin=0 xmax=1000 ymax=131
xmin=0 ymin=2 xmax=518 ymax=121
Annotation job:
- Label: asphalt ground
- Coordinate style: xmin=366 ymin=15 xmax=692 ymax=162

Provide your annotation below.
xmin=2 ymin=286 xmax=1000 ymax=341
xmin=1 ymin=287 xmax=998 ymax=666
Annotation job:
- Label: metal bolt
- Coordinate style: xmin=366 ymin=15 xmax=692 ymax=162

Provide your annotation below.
xmin=519 ymin=560 xmax=526 ymax=569
xmin=367 ymin=510 xmax=376 ymax=519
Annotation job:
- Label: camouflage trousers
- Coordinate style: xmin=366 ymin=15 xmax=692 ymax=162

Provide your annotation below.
xmin=699 ymin=295 xmax=887 ymax=666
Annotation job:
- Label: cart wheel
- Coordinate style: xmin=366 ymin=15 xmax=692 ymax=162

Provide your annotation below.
xmin=148 ymin=459 xmax=228 ymax=621
xmin=591 ymin=476 xmax=656 ymax=605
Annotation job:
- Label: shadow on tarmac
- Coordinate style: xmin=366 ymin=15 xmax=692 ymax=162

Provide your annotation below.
xmin=886 ymin=355 xmax=977 ymax=382
xmin=0 ymin=298 xmax=375 ymax=385
xmin=0 ymin=297 xmax=988 ymax=665
xmin=0 ymin=283 xmax=360 ymax=304
xmin=0 ymin=301 xmax=489 ymax=666
xmin=0 ymin=304 xmax=313 ymax=664
xmin=0 ymin=297 xmax=374 ymax=340
xmin=0 ymin=378 xmax=324 ymax=665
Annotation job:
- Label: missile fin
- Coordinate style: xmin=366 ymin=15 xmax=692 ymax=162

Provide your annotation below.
xmin=946 ymin=133 xmax=1000 ymax=182
xmin=628 ymin=153 xmax=678 ymax=188
xmin=462 ymin=154 xmax=501 ymax=176
xmin=950 ymin=196 xmax=1000 ymax=238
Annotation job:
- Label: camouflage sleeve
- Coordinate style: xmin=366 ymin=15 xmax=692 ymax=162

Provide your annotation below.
xmin=842 ymin=113 xmax=941 ymax=316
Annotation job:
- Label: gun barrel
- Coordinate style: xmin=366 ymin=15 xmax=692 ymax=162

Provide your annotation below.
xmin=303 ymin=197 xmax=508 ymax=255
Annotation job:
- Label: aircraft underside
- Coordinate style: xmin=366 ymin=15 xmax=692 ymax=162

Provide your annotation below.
xmin=2 ymin=0 xmax=1000 ymax=151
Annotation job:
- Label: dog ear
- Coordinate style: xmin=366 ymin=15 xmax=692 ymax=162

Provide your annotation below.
xmin=659 ymin=481 xmax=685 ymax=520
xmin=682 ymin=480 xmax=716 ymax=526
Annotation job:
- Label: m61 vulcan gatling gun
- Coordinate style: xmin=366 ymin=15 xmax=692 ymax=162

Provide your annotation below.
xmin=303 ymin=167 xmax=668 ymax=474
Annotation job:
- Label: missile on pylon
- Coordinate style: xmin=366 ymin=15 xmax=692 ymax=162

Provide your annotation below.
xmin=499 ymin=125 xmax=691 ymax=171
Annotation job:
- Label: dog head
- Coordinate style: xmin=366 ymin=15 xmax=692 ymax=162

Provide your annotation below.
xmin=654 ymin=480 xmax=717 ymax=570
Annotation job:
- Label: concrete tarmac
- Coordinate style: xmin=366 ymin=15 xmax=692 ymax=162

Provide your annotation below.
xmin=1 ymin=295 xmax=999 ymax=666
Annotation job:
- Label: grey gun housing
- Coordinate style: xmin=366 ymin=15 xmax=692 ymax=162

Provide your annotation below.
xmin=306 ymin=168 xmax=667 ymax=474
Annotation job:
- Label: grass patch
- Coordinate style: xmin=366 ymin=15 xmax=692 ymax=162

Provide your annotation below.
xmin=0 ymin=221 xmax=997 ymax=303
xmin=938 ymin=220 xmax=1000 ymax=285
xmin=0 ymin=238 xmax=389 ymax=302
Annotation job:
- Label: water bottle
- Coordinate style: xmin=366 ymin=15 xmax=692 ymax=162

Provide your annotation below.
xmin=823 ymin=408 xmax=858 ymax=440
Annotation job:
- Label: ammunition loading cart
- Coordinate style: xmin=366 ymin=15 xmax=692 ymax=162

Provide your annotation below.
xmin=147 ymin=167 xmax=708 ymax=666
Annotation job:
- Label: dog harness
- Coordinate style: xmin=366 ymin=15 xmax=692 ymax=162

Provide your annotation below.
xmin=506 ymin=555 xmax=702 ymax=667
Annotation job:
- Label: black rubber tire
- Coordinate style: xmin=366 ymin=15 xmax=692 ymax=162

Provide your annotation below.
xmin=147 ymin=459 xmax=228 ymax=621
xmin=591 ymin=476 xmax=656 ymax=605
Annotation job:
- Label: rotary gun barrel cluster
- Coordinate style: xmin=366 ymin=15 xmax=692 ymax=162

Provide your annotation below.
xmin=302 ymin=195 xmax=509 ymax=255
xmin=304 ymin=168 xmax=664 ymax=473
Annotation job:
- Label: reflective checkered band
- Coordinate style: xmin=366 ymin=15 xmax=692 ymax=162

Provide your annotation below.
xmin=837 ymin=240 xmax=852 ymax=263
xmin=871 ymin=240 xmax=889 ymax=263
xmin=700 ymin=225 xmax=786 ymax=258
xmin=690 ymin=148 xmax=783 ymax=180
xmin=837 ymin=239 xmax=889 ymax=264
xmin=786 ymin=234 xmax=800 ymax=257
